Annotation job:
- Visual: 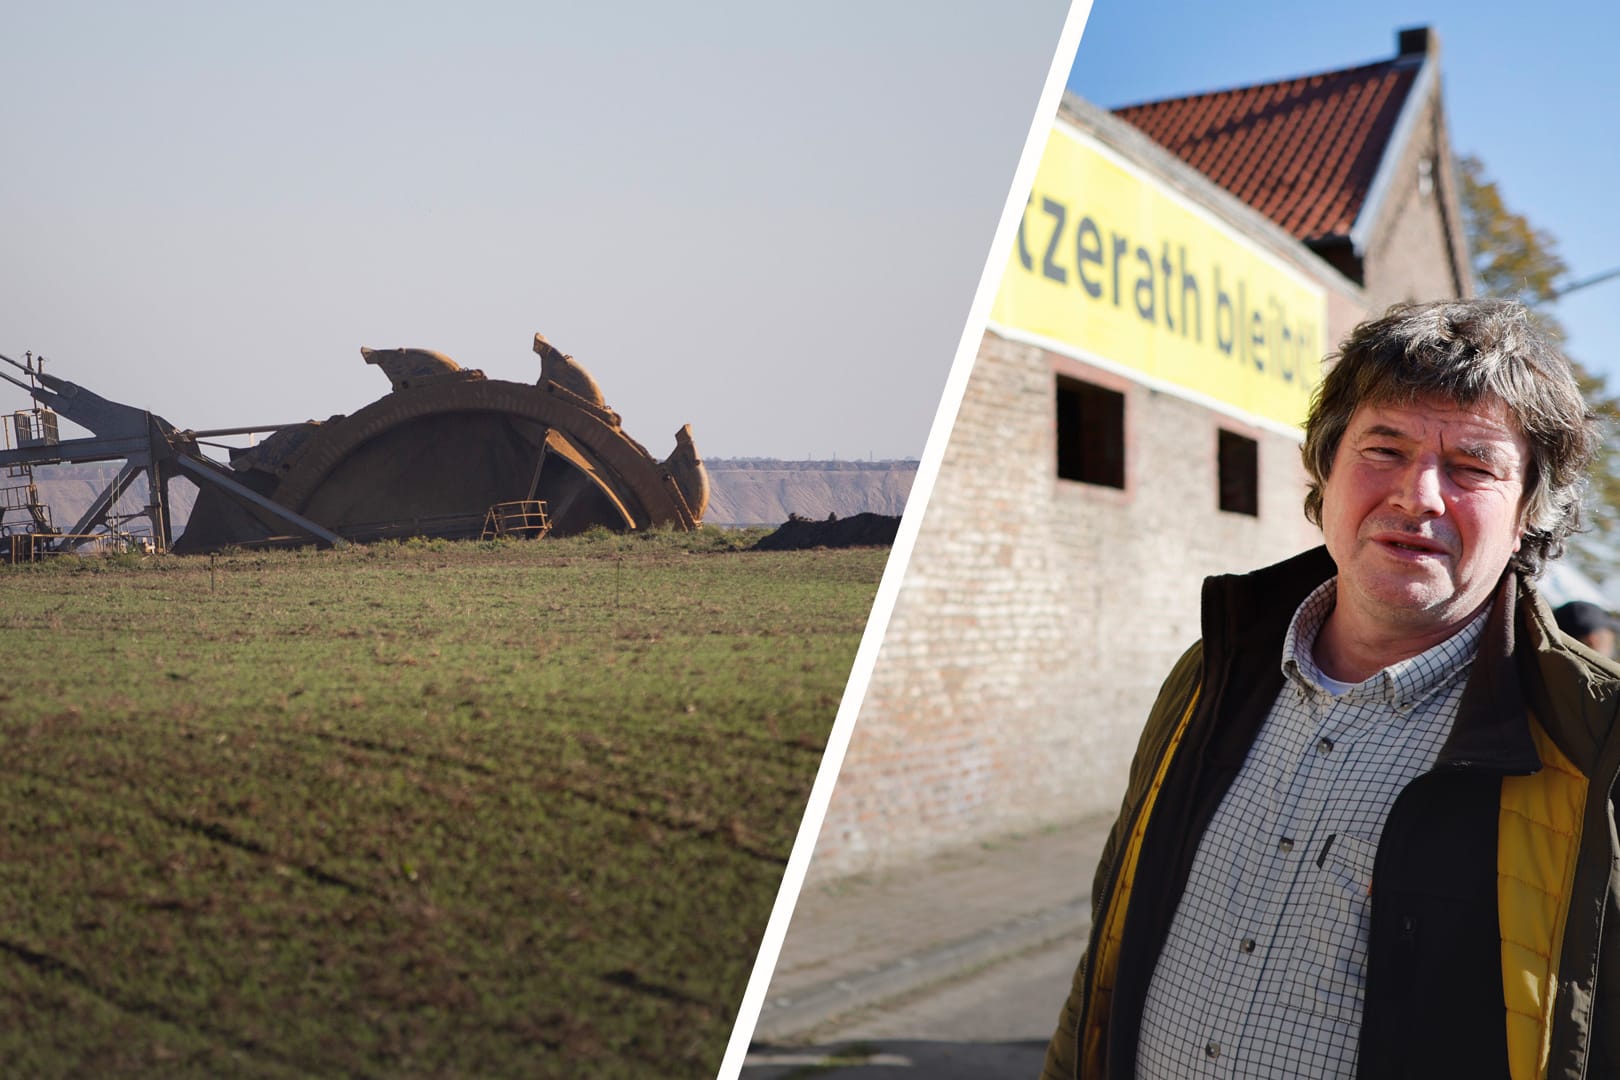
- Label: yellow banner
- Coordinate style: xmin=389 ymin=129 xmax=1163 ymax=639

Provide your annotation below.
xmin=991 ymin=123 xmax=1328 ymax=430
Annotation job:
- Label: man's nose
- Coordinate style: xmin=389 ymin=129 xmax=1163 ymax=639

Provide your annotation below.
xmin=1389 ymin=460 xmax=1445 ymax=516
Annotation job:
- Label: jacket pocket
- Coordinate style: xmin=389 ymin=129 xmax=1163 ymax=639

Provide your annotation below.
xmin=1286 ymin=831 xmax=1378 ymax=1024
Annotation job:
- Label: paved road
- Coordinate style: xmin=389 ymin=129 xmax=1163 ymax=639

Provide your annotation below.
xmin=742 ymin=927 xmax=1086 ymax=1078
xmin=740 ymin=818 xmax=1113 ymax=1079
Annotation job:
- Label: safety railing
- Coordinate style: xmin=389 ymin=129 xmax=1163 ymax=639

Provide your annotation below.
xmin=480 ymin=500 xmax=552 ymax=540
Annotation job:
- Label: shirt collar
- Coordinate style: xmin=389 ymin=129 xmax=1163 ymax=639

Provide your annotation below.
xmin=1280 ymin=577 xmax=1488 ymax=714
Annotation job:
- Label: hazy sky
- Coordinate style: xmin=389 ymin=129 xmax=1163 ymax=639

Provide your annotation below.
xmin=1068 ymin=2 xmax=1620 ymax=391
xmin=3 ymin=1 xmax=1071 ymax=462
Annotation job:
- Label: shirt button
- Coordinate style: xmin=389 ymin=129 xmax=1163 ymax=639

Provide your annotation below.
xmin=1240 ymin=938 xmax=1256 ymax=953
xmin=1317 ymin=737 xmax=1335 ymax=755
xmin=1206 ymin=1041 xmax=1221 ymax=1059
xmin=1278 ymin=837 xmax=1294 ymax=853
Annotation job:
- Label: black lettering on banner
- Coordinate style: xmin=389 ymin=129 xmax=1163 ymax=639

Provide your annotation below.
xmin=1012 ymin=190 xmax=1318 ymax=405
xmin=1215 ymin=267 xmax=1235 ymax=356
xmin=1300 ymin=323 xmax=1318 ymax=388
xmin=1017 ymin=195 xmax=1034 ymax=272
xmin=1134 ymin=247 xmax=1155 ymax=321
xmin=1273 ymin=298 xmax=1295 ymax=383
xmin=1251 ymin=303 xmax=1266 ymax=373
xmin=1179 ymin=246 xmax=1200 ymax=343
xmin=1159 ymin=243 xmax=1175 ymax=333
xmin=1041 ymin=198 xmax=1067 ymax=284
xmin=1236 ymin=281 xmax=1248 ymax=367
xmin=1075 ymin=216 xmax=1104 ymax=299
xmin=1111 ymin=232 xmax=1128 ymax=307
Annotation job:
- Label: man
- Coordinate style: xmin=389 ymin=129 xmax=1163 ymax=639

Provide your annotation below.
xmin=1043 ymin=299 xmax=1620 ymax=1079
xmin=1553 ymin=600 xmax=1620 ymax=660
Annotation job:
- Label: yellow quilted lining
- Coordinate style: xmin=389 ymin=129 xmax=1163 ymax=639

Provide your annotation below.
xmin=1499 ymin=715 xmax=1587 ymax=1080
xmin=1081 ymin=687 xmax=1200 ymax=1078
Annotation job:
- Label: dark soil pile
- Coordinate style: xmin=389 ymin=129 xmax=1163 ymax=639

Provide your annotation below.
xmin=752 ymin=511 xmax=901 ymax=551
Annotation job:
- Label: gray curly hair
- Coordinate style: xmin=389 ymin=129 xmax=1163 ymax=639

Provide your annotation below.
xmin=1301 ymin=298 xmax=1600 ymax=576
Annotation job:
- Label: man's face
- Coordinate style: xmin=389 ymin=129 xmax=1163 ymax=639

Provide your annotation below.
xmin=1320 ymin=394 xmax=1530 ymax=639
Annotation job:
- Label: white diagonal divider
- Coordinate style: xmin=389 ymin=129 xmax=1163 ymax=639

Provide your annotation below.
xmin=715 ymin=3 xmax=1100 ymax=1076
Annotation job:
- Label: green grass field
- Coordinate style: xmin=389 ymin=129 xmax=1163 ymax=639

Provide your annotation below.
xmin=0 ymin=531 xmax=886 ymax=1078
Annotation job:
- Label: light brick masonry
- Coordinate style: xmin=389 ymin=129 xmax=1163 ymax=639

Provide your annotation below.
xmin=804 ymin=72 xmax=1466 ymax=880
xmin=809 ymin=334 xmax=1323 ymax=879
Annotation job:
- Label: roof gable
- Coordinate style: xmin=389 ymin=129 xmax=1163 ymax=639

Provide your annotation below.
xmin=1113 ymin=54 xmax=1423 ymax=246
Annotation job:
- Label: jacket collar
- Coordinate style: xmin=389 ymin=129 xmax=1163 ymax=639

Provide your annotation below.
xmin=1513 ymin=573 xmax=1620 ymax=774
xmin=1203 ymin=546 xmax=1540 ymax=775
xmin=1437 ymin=568 xmax=1540 ymax=774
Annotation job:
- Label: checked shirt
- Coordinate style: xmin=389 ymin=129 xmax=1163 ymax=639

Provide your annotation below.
xmin=1135 ymin=578 xmax=1486 ymax=1079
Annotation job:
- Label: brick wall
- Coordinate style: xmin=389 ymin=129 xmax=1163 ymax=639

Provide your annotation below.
xmin=809 ymin=333 xmax=1325 ymax=879
xmin=802 ymin=85 xmax=1468 ymax=881
xmin=1360 ymin=88 xmax=1472 ymax=310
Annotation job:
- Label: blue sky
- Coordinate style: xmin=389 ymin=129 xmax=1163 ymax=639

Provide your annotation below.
xmin=1067 ymin=2 xmax=1620 ymax=390
xmin=19 ymin=5 xmax=1591 ymax=469
xmin=1 ymin=1 xmax=1070 ymax=461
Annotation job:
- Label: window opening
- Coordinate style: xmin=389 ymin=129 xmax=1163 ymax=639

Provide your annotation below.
xmin=1218 ymin=429 xmax=1259 ymax=516
xmin=1055 ymin=377 xmax=1125 ymax=488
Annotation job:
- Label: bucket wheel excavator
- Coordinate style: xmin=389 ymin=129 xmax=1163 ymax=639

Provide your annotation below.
xmin=175 ymin=334 xmax=709 ymax=552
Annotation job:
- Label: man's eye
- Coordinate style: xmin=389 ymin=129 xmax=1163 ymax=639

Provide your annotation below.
xmin=1364 ymin=446 xmax=1400 ymax=459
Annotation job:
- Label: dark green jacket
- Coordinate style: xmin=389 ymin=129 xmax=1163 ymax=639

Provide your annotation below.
xmin=1042 ymin=547 xmax=1620 ymax=1079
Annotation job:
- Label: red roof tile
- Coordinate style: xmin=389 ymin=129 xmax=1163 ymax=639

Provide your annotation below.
xmin=1113 ymin=57 xmax=1420 ymax=244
